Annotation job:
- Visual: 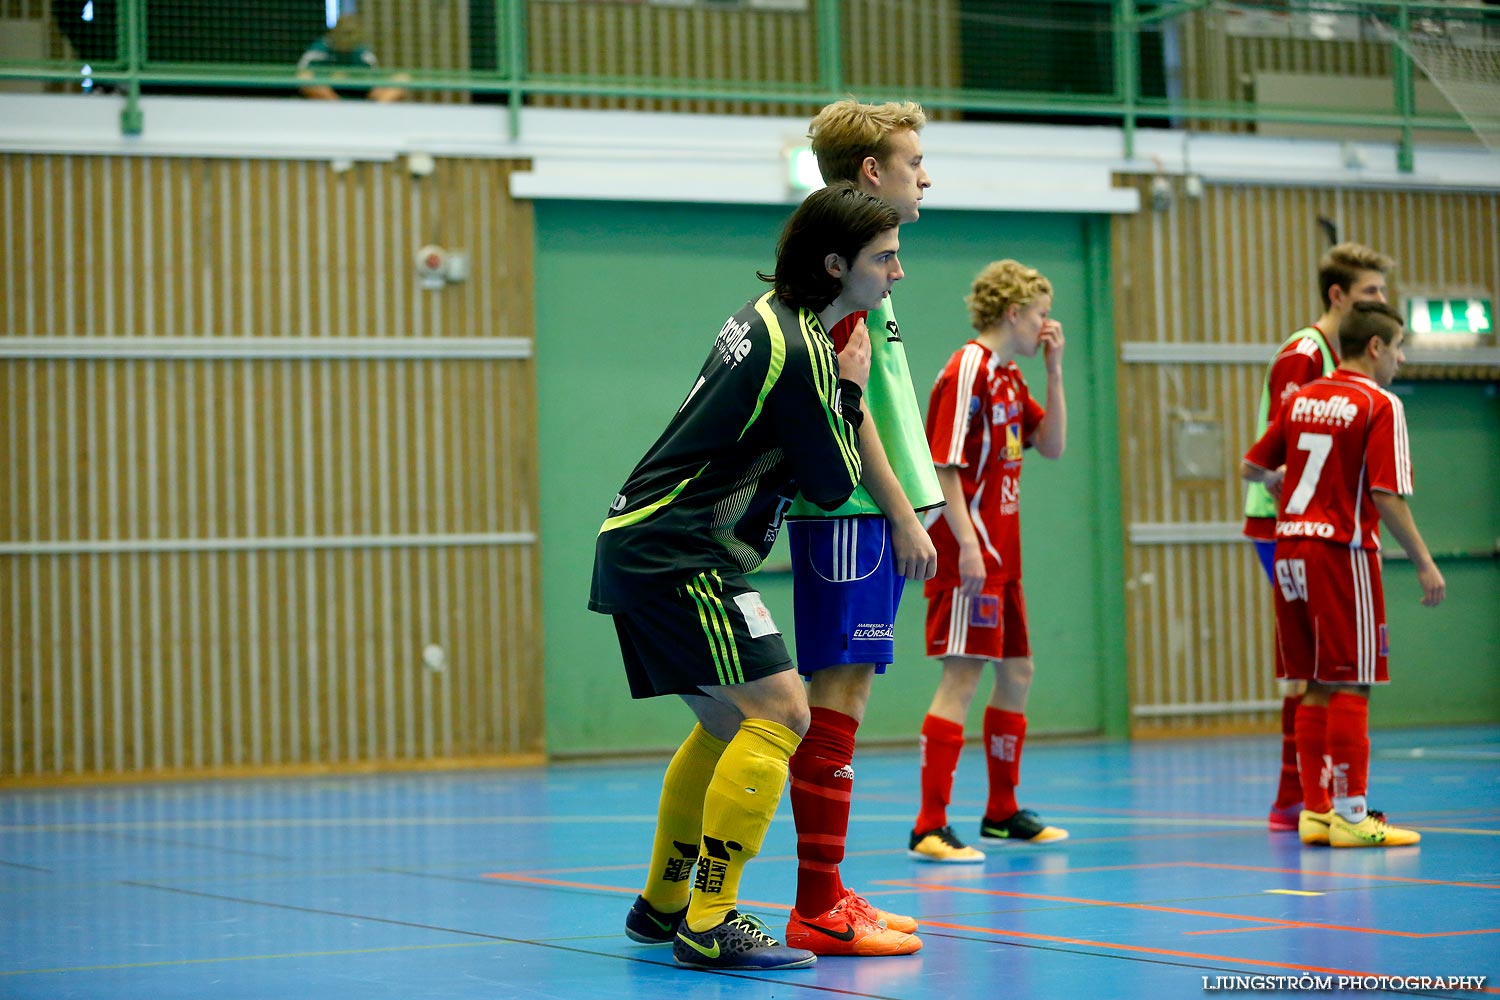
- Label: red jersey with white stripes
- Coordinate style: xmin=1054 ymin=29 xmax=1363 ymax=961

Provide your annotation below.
xmin=1243 ymin=369 xmax=1412 ymax=551
xmin=1243 ymin=324 xmax=1338 ymax=541
xmin=924 ymin=340 xmax=1044 ymax=589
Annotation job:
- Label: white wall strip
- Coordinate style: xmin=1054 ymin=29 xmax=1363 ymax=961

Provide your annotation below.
xmin=6 ymin=95 xmax=1500 ymax=199
xmin=1 ymin=532 xmax=536 ymax=557
xmin=1133 ymin=699 xmax=1284 ymax=718
xmin=1122 ymin=341 xmax=1500 ymax=366
xmin=1129 ymin=521 xmax=1248 ymax=545
xmin=1122 ymin=342 xmax=1275 ymax=364
xmin=0 ymin=337 xmax=533 ymax=360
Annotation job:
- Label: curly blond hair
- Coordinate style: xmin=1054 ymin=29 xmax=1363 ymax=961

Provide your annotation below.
xmin=808 ymin=99 xmax=927 ymax=185
xmin=966 ymin=260 xmax=1053 ymax=331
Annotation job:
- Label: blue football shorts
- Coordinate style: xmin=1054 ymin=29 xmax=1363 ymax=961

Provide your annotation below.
xmin=786 ymin=514 xmax=905 ymax=675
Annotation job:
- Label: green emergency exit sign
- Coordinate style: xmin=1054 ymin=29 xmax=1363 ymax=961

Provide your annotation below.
xmin=1406 ymin=296 xmax=1493 ymax=336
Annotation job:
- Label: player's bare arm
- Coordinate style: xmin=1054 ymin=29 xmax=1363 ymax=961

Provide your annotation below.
xmin=1240 ymin=459 xmax=1286 ymax=496
xmin=1372 ymin=491 xmax=1446 ymax=607
xmin=853 ymin=404 xmax=938 ymax=581
xmin=1032 ymin=319 xmax=1067 ymax=460
xmin=935 ymin=465 xmax=985 ymax=596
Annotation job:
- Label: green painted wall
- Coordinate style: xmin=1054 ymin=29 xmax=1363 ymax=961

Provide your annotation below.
xmin=535 ymin=201 xmax=1126 ymax=756
xmin=531 ymin=201 xmax=1497 ymax=756
xmin=1373 ymin=381 xmax=1500 ymax=727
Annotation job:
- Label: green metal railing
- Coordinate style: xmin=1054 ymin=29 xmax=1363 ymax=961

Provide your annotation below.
xmin=2 ymin=0 xmax=1492 ymax=170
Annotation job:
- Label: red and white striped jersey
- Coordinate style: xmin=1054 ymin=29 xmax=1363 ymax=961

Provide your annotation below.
xmin=1244 ymin=369 xmax=1412 ymax=551
xmin=1243 ymin=324 xmax=1338 ymax=541
xmin=924 ymin=340 xmax=1044 ymax=587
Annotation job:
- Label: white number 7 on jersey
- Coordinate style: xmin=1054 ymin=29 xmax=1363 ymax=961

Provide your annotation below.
xmin=1284 ymin=432 xmax=1333 ymax=515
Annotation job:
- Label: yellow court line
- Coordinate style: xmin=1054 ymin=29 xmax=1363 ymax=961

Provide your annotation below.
xmin=1266 ymin=890 xmax=1325 ymax=897
xmin=1 ymin=940 xmax=510 ymax=977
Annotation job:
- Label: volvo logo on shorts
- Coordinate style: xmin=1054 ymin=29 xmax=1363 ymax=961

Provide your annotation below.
xmin=1277 ymin=520 xmax=1335 ymax=538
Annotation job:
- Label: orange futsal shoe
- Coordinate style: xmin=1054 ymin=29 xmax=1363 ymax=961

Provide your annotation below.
xmin=786 ymin=893 xmax=922 ymax=957
xmin=841 ymin=888 xmax=918 ymax=934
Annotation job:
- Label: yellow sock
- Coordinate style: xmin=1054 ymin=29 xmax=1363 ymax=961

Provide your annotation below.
xmin=686 ymin=718 xmax=800 ymax=932
xmin=641 ymin=724 xmax=729 ymax=914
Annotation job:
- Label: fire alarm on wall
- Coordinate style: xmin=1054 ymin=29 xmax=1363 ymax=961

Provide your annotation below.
xmin=416 ymin=244 xmax=448 ymax=290
xmin=415 ymin=245 xmax=469 ymax=290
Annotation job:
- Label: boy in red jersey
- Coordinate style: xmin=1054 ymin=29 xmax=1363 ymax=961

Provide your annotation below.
xmin=1244 ymin=243 xmax=1394 ymax=832
xmin=1242 ymin=301 xmax=1445 ymax=848
xmin=907 ymin=260 xmax=1069 ymax=861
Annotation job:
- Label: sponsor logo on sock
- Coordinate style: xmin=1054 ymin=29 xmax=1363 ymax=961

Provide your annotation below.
xmin=1330 ymin=762 xmax=1349 ymax=801
xmin=677 ymin=932 xmax=721 ymax=959
xmin=694 ymin=837 xmax=742 ymax=896
xmin=833 ymin=764 xmax=854 ymax=780
xmin=989 ymin=734 xmax=1018 ymax=762
xmin=798 ymin=919 xmax=856 ymax=942
xmin=662 ymin=840 xmax=700 ymax=883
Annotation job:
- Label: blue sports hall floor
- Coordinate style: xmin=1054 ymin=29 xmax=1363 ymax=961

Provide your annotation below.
xmin=2 ymin=725 xmax=1497 ymax=1000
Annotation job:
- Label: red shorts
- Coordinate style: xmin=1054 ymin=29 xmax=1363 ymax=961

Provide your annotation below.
xmin=1273 ymin=540 xmax=1389 ymax=685
xmin=925 ymin=581 xmax=1030 ymax=661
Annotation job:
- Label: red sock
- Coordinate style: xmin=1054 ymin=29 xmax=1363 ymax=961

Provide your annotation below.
xmin=1295 ymin=701 xmax=1331 ymax=813
xmin=1326 ymin=692 xmax=1371 ymax=808
xmin=914 ymin=714 xmax=965 ymax=834
xmin=789 ymin=706 xmax=858 ymax=917
xmin=983 ymin=708 xmax=1026 ymax=821
xmin=1274 ymin=694 xmax=1304 ymax=808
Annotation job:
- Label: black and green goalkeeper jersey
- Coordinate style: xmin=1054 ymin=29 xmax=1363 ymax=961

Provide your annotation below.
xmin=589 ymin=291 xmax=863 ymax=613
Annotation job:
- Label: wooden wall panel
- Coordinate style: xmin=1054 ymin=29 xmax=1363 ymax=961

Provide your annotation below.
xmin=0 ymin=545 xmax=539 ymax=773
xmin=526 ymin=0 xmax=960 ymax=118
xmin=842 ymin=0 xmax=961 ymax=96
xmin=1111 ymin=175 xmax=1500 ymax=735
xmin=0 ymin=153 xmax=543 ymax=782
xmin=1176 ymin=6 xmax=1393 ymax=132
xmin=360 ymin=0 xmax=471 ymax=104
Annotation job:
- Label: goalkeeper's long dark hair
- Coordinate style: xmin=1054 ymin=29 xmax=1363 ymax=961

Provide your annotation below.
xmin=758 ymin=181 xmax=899 ymax=312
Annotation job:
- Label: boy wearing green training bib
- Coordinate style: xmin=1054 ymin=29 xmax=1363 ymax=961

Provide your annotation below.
xmin=781 ymin=99 xmax=941 ymax=960
xmin=1244 ymin=242 xmax=1394 ymax=833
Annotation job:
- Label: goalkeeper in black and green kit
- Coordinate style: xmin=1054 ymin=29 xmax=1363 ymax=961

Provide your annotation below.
xmin=589 ymin=182 xmax=906 ymax=971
